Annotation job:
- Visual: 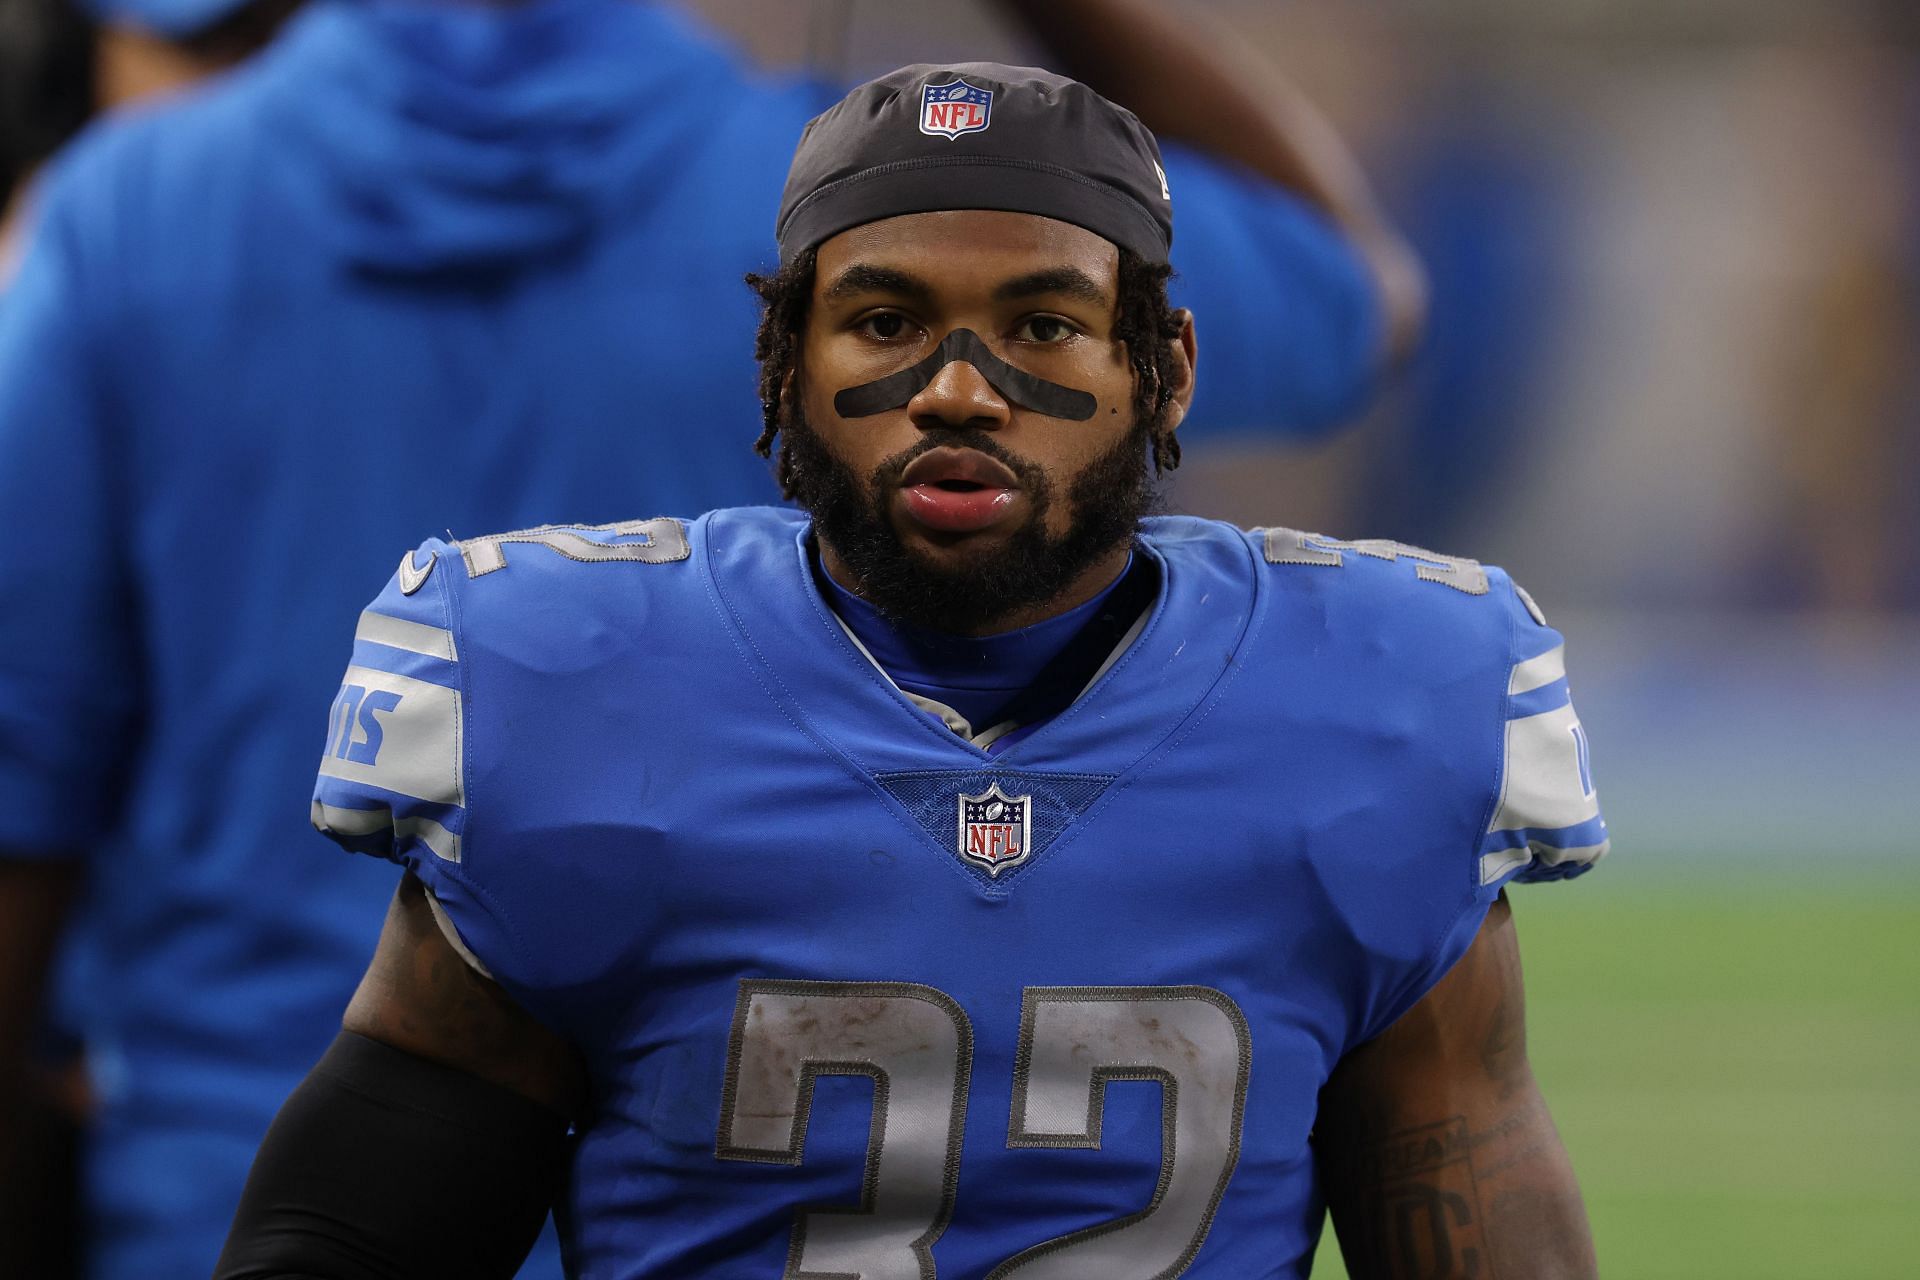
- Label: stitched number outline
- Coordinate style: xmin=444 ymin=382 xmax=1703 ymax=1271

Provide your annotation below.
xmin=990 ymin=988 xmax=1252 ymax=1279
xmin=458 ymin=517 xmax=690 ymax=578
xmin=1257 ymin=527 xmax=1489 ymax=595
xmin=718 ymin=982 xmax=972 ymax=1280
xmin=717 ymin=982 xmax=1252 ymax=1279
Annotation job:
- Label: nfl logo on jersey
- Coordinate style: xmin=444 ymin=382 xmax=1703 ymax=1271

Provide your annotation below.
xmin=957 ymin=783 xmax=1031 ymax=876
xmin=919 ymin=78 xmax=993 ymax=140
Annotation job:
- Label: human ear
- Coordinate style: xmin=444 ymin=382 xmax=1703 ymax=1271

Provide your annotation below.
xmin=778 ymin=365 xmax=802 ymax=423
xmin=1161 ymin=309 xmax=1197 ymax=435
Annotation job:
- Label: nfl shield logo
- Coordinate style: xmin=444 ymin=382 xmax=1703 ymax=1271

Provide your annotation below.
xmin=957 ymin=783 xmax=1032 ymax=876
xmin=920 ymin=78 xmax=994 ymax=140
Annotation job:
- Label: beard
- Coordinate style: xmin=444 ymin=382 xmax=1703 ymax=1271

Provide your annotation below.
xmin=781 ymin=404 xmax=1159 ymax=635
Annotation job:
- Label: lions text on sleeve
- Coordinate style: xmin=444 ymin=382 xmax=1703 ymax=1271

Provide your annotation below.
xmin=312 ymin=548 xmax=467 ymax=871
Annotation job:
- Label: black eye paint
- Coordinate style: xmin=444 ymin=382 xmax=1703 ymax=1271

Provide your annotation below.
xmin=832 ymin=328 xmax=1098 ymax=421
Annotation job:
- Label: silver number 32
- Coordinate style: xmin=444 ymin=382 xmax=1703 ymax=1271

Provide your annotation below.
xmin=717 ymin=980 xmax=1252 ymax=1280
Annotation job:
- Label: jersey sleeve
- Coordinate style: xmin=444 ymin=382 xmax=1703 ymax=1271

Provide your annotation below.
xmin=309 ymin=540 xmax=492 ymax=959
xmin=1158 ymin=142 xmax=1385 ymax=439
xmin=1476 ymin=577 xmax=1609 ymax=893
xmin=0 ymin=177 xmax=140 ymax=858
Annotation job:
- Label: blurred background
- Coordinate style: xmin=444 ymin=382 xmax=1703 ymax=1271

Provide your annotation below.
xmin=718 ymin=5 xmax=1920 ymax=1268
xmin=4 ymin=0 xmax=1916 ymax=1275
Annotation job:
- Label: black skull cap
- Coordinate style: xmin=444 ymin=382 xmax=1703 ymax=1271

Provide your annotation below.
xmin=776 ymin=62 xmax=1173 ymax=267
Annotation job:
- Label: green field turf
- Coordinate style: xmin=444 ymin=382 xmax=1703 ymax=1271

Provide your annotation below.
xmin=1310 ymin=868 xmax=1920 ymax=1278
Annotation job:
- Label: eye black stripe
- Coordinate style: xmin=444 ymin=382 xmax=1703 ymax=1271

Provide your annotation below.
xmin=833 ymin=329 xmax=1098 ymax=421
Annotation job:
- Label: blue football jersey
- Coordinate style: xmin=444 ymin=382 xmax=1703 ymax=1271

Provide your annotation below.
xmin=312 ymin=508 xmax=1604 ymax=1279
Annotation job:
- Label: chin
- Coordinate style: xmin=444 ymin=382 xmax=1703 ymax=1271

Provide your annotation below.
xmin=892 ymin=526 xmax=1013 ymax=571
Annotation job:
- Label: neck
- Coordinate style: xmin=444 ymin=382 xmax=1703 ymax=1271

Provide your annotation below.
xmin=815 ymin=546 xmax=1157 ymax=746
xmin=817 ymin=541 xmax=1134 ymax=638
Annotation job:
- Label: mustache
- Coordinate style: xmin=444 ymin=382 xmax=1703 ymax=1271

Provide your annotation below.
xmin=831 ymin=328 xmax=1099 ymax=421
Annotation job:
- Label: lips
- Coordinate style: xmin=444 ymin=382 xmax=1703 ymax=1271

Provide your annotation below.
xmin=898 ymin=447 xmax=1021 ymax=535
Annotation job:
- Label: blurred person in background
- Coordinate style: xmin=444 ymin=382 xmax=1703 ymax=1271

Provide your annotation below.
xmin=0 ymin=0 xmax=296 ymax=275
xmin=1760 ymin=1 xmax=1920 ymax=610
xmin=0 ymin=0 xmax=95 ymax=277
xmin=0 ymin=0 xmax=1423 ymax=1275
xmin=79 ymin=0 xmax=301 ymax=116
xmin=1360 ymin=71 xmax=1572 ymax=555
xmin=2 ymin=3 xmax=286 ymax=1272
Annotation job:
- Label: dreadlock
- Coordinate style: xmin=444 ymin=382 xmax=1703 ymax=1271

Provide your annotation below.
xmin=746 ymin=247 xmax=1185 ymax=498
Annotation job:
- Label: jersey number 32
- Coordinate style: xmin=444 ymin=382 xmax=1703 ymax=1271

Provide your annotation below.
xmin=717 ymin=980 xmax=1252 ymax=1280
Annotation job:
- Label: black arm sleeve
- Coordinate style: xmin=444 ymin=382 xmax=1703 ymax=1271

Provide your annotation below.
xmin=214 ymin=1031 xmax=571 ymax=1280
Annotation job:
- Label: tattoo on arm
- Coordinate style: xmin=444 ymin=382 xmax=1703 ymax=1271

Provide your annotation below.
xmin=1317 ymin=897 xmax=1598 ymax=1279
xmin=1337 ymin=1116 xmax=1493 ymax=1279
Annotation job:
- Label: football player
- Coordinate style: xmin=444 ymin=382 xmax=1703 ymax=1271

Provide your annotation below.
xmin=218 ymin=64 xmax=1602 ymax=1279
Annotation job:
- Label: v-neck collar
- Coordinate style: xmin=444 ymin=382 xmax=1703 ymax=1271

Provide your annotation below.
xmin=814 ymin=548 xmax=1159 ymax=747
xmin=822 ymin=592 xmax=1156 ymax=751
xmin=702 ymin=509 xmax=1264 ymax=781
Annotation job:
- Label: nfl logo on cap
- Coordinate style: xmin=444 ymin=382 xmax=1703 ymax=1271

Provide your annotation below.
xmin=920 ymin=77 xmax=994 ymax=140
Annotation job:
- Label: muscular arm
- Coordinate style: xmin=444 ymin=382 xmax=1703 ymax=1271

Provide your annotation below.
xmin=1315 ymin=895 xmax=1598 ymax=1279
xmin=216 ymin=873 xmax=584 ymax=1280
xmin=342 ymin=871 xmax=585 ymax=1115
xmin=994 ymin=0 xmax=1426 ymax=360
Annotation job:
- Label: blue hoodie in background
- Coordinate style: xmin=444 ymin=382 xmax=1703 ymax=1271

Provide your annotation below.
xmin=0 ymin=1 xmax=1382 ymax=1274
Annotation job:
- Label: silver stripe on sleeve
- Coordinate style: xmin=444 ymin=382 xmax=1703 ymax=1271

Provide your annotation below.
xmin=1488 ymin=702 xmax=1599 ymax=834
xmin=397 ymin=815 xmax=461 ymax=864
xmin=1480 ymin=838 xmax=1610 ymax=886
xmin=1507 ymin=644 xmax=1566 ymax=696
xmin=1479 ymin=846 xmax=1531 ymax=884
xmin=317 ymin=666 xmax=464 ymax=807
xmin=309 ymin=803 xmax=459 ymax=863
xmin=311 ymin=799 xmax=390 ymax=836
xmin=1536 ymin=839 xmax=1610 ymax=866
xmin=354 ymin=609 xmax=458 ymax=662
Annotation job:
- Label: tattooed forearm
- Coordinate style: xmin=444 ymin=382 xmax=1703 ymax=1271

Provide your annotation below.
xmin=1331 ymin=1116 xmax=1493 ymax=1280
xmin=1324 ymin=1091 xmax=1594 ymax=1279
xmin=1316 ymin=898 xmax=1597 ymax=1279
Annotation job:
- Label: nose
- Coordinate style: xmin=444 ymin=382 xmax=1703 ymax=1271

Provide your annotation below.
xmin=907 ymin=358 xmax=1011 ymax=433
